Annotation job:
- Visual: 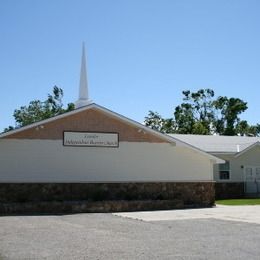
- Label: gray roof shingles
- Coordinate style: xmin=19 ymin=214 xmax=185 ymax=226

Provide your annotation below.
xmin=169 ymin=134 xmax=260 ymax=153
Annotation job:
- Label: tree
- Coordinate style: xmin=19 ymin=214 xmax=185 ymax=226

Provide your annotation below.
xmin=235 ymin=120 xmax=249 ymax=136
xmin=145 ymin=88 xmax=258 ymax=136
xmin=236 ymin=121 xmax=260 ymax=136
xmin=174 ymin=89 xmax=215 ymax=134
xmin=3 ymin=126 xmax=15 ymax=133
xmin=174 ymin=103 xmax=195 ymax=134
xmin=3 ymin=86 xmax=74 ymax=132
xmin=213 ymin=96 xmax=248 ymax=135
xmin=144 ymin=111 xmax=175 ymax=133
xmin=248 ymin=124 xmax=260 ymax=136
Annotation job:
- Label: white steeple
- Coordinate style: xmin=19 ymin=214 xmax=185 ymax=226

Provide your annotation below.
xmin=75 ymin=43 xmax=92 ymax=108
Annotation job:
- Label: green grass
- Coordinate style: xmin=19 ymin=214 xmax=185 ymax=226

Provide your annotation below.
xmin=216 ymin=198 xmax=260 ymax=206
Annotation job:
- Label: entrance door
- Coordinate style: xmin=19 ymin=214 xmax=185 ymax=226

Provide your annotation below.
xmin=244 ymin=166 xmax=260 ymax=194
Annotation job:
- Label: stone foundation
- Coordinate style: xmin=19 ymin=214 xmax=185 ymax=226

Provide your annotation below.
xmin=215 ymin=182 xmax=244 ymax=199
xmin=0 ymin=182 xmax=215 ymax=214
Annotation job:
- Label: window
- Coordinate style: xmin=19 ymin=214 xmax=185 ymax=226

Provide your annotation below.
xmin=256 ymin=168 xmax=260 ymax=181
xmin=219 ymin=161 xmax=230 ymax=180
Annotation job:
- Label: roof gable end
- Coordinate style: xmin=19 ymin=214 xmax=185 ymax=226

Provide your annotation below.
xmin=0 ymin=103 xmax=223 ymax=163
xmin=0 ymin=104 xmax=172 ymax=143
xmin=235 ymin=141 xmax=260 ymax=158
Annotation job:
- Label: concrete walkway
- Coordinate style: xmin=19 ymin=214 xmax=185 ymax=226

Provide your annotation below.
xmin=114 ymin=205 xmax=260 ymax=224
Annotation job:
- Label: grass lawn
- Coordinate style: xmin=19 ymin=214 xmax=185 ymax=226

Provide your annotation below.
xmin=216 ymin=198 xmax=260 ymax=206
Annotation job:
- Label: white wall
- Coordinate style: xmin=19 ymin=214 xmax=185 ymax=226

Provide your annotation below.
xmin=232 ymin=146 xmax=260 ymax=182
xmin=0 ymin=139 xmax=213 ymax=182
xmin=213 ymin=146 xmax=260 ymax=182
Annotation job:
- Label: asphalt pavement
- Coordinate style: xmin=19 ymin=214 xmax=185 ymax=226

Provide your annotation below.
xmin=0 ymin=206 xmax=260 ymax=259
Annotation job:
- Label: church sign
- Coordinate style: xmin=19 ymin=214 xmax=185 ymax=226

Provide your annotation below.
xmin=63 ymin=131 xmax=119 ymax=147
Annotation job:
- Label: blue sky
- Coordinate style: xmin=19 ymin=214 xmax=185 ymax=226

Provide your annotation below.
xmin=0 ymin=0 xmax=260 ymax=131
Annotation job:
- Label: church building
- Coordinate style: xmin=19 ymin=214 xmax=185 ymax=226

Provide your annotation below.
xmin=0 ymin=45 xmax=223 ymax=214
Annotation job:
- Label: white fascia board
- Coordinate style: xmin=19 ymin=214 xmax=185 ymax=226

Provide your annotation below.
xmin=234 ymin=142 xmax=260 ymax=158
xmin=210 ymin=152 xmax=236 ymax=155
xmin=207 ymin=151 xmax=237 ymax=155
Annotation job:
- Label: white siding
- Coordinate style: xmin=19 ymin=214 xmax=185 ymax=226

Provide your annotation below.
xmin=213 ymin=146 xmax=260 ymax=182
xmin=232 ymin=145 xmax=260 ymax=182
xmin=0 ymin=139 xmax=213 ymax=182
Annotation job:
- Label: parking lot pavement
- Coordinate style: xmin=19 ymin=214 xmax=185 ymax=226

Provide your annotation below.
xmin=0 ymin=207 xmax=260 ymax=260
xmin=114 ymin=205 xmax=260 ymax=224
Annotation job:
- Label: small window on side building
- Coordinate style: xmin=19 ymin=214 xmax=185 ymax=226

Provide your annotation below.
xmin=219 ymin=161 xmax=230 ymax=180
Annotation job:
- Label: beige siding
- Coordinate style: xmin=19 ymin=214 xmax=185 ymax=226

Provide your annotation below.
xmin=213 ymin=146 xmax=260 ymax=182
xmin=232 ymin=145 xmax=260 ymax=182
xmin=0 ymin=139 xmax=213 ymax=182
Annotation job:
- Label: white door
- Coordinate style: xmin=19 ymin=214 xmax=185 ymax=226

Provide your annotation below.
xmin=244 ymin=166 xmax=260 ymax=194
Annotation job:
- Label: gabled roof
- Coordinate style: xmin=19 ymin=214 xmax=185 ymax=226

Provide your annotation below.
xmin=0 ymin=103 xmax=223 ymax=163
xmin=235 ymin=141 xmax=260 ymax=158
xmin=169 ymin=134 xmax=260 ymax=154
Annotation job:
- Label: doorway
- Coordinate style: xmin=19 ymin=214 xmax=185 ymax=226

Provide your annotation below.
xmin=244 ymin=166 xmax=260 ymax=194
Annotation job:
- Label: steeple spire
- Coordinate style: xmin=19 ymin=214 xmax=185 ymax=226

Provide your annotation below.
xmin=75 ymin=42 xmax=92 ymax=108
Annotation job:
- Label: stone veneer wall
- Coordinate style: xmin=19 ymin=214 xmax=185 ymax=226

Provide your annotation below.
xmin=215 ymin=182 xmax=244 ymax=199
xmin=0 ymin=182 xmax=214 ymax=214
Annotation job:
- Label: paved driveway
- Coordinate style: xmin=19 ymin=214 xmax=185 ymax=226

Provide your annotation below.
xmin=114 ymin=204 xmax=260 ymax=224
xmin=0 ymin=206 xmax=260 ymax=260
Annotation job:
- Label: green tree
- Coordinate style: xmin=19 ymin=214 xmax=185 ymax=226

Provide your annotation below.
xmin=248 ymin=124 xmax=260 ymax=136
xmin=3 ymin=126 xmax=15 ymax=133
xmin=3 ymin=86 xmax=74 ymax=132
xmin=145 ymin=88 xmax=257 ymax=136
xmin=144 ymin=111 xmax=175 ymax=133
xmin=236 ymin=120 xmax=260 ymax=136
xmin=174 ymin=89 xmax=215 ymax=134
xmin=213 ymin=96 xmax=248 ymax=135
xmin=174 ymin=103 xmax=195 ymax=134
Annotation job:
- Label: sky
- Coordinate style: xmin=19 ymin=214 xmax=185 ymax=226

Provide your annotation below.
xmin=0 ymin=0 xmax=260 ymax=132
